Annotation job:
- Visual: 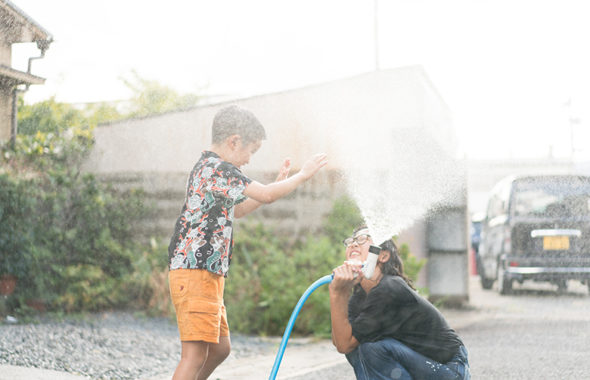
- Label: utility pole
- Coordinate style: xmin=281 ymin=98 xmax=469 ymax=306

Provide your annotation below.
xmin=374 ymin=0 xmax=380 ymax=71
xmin=563 ymin=97 xmax=581 ymax=160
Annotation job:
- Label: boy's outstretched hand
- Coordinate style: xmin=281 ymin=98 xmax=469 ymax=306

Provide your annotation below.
xmin=275 ymin=158 xmax=291 ymax=182
xmin=299 ymin=153 xmax=328 ymax=180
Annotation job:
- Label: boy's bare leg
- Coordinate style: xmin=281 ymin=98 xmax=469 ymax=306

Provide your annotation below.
xmin=196 ymin=336 xmax=231 ymax=380
xmin=172 ymin=341 xmax=209 ymax=380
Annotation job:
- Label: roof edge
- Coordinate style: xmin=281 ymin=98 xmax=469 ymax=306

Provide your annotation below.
xmin=1 ymin=0 xmax=53 ymax=41
xmin=0 ymin=64 xmax=45 ymax=84
xmin=98 ymin=66 xmax=442 ymax=127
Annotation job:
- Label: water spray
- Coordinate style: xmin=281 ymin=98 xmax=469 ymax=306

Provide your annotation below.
xmin=268 ymin=245 xmax=381 ymax=380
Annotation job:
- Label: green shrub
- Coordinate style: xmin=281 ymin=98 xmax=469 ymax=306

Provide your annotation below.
xmin=123 ymin=238 xmax=173 ymax=316
xmin=57 ymin=264 xmax=119 ymax=312
xmin=398 ymin=241 xmax=427 ymax=285
xmin=0 ymin=89 xmax=195 ymax=316
xmin=225 ymin=224 xmax=342 ymax=337
xmin=288 ymin=236 xmax=342 ymax=337
xmin=224 ymin=222 xmax=288 ymax=334
xmin=0 ymin=105 xmax=150 ymax=314
xmin=225 ymin=196 xmax=426 ymax=337
xmin=0 ymin=175 xmax=34 ymax=279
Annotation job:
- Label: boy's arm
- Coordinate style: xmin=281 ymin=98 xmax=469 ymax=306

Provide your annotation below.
xmin=233 ymin=198 xmax=261 ymax=219
xmin=234 ymin=159 xmax=291 ymax=218
xmin=330 ymin=264 xmax=361 ymax=354
xmin=241 ymin=153 xmax=327 ymax=204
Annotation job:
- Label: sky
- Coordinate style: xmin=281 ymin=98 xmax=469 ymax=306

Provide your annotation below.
xmin=10 ymin=0 xmax=590 ymax=161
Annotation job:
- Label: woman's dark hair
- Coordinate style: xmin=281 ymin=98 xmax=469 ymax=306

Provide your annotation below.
xmin=378 ymin=238 xmax=416 ymax=290
xmin=352 ymin=225 xmax=415 ymax=290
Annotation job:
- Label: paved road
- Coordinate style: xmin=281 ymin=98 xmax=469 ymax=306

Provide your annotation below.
xmin=461 ymin=277 xmax=590 ymax=379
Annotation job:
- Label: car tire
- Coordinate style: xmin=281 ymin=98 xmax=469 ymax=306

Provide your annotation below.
xmin=479 ymin=261 xmax=494 ymax=290
xmin=497 ymin=261 xmax=512 ymax=295
xmin=556 ymin=280 xmax=567 ymax=294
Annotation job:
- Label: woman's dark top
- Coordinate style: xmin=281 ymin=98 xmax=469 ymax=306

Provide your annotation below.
xmin=348 ymin=275 xmax=463 ymax=364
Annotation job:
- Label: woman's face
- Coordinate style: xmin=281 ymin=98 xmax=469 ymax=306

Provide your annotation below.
xmin=344 ymin=228 xmax=374 ymax=262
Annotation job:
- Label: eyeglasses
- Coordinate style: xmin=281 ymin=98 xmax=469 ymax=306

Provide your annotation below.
xmin=343 ymin=234 xmax=371 ymax=247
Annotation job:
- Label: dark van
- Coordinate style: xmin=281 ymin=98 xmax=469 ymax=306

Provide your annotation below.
xmin=479 ymin=175 xmax=590 ymax=294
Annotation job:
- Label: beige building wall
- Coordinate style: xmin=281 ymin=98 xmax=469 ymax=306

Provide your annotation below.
xmin=85 ymin=66 xmax=456 ymax=175
xmin=0 ymin=40 xmax=12 ymax=142
xmin=0 ymin=86 xmax=12 ymax=141
xmin=0 ymin=1 xmax=51 ymax=144
xmin=85 ymin=67 xmax=465 ymax=290
xmin=0 ymin=41 xmax=11 ymax=65
xmin=85 ymin=67 xmax=454 ymax=235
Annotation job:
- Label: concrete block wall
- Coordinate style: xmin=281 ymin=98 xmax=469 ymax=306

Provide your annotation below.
xmin=425 ymin=189 xmax=469 ymax=304
xmin=103 ymin=169 xmax=348 ymax=242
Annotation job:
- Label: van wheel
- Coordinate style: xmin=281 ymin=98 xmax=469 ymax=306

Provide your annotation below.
xmin=497 ymin=262 xmax=512 ymax=295
xmin=556 ymin=280 xmax=567 ymax=294
xmin=478 ymin=261 xmax=494 ymax=289
xmin=481 ymin=276 xmax=494 ymax=290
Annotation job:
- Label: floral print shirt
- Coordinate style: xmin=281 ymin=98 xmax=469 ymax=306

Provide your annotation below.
xmin=168 ymin=151 xmax=252 ymax=276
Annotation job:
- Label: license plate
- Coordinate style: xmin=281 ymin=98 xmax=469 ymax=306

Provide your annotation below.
xmin=543 ymin=236 xmax=570 ymax=250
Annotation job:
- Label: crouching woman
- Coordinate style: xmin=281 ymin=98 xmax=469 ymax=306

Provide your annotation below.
xmin=329 ymin=226 xmax=471 ymax=380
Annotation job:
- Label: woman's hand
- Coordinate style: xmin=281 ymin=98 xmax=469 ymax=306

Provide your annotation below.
xmin=329 ymin=261 xmax=363 ymax=354
xmin=330 ymin=262 xmax=363 ymax=293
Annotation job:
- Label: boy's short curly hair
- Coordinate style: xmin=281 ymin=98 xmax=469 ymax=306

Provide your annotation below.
xmin=211 ymin=105 xmax=267 ymax=145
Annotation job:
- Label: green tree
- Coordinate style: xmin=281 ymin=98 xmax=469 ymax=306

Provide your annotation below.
xmin=82 ymin=102 xmax=123 ymax=126
xmin=121 ymin=70 xmax=200 ymax=117
xmin=16 ymin=97 xmax=87 ymax=135
xmin=16 ymin=96 xmax=122 ymax=136
xmin=322 ymin=196 xmax=365 ymax=245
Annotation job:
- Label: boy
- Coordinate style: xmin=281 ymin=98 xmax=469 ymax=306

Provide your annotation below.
xmin=168 ymin=105 xmax=328 ymax=380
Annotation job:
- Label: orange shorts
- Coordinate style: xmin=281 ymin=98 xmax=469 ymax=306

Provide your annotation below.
xmin=168 ymin=268 xmax=229 ymax=343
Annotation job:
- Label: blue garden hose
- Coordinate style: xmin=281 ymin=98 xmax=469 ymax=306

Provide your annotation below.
xmin=268 ymin=274 xmax=333 ymax=380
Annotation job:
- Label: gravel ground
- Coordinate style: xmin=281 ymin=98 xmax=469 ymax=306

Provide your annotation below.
xmin=0 ymin=312 xmax=277 ymax=380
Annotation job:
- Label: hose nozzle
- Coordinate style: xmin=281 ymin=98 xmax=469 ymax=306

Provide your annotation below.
xmin=363 ymin=245 xmax=381 ymax=280
xmin=345 ymin=245 xmax=381 ymax=280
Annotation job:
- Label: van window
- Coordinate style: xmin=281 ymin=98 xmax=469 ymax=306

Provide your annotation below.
xmin=513 ymin=178 xmax=590 ymax=217
xmin=487 ymin=194 xmax=503 ymax=219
